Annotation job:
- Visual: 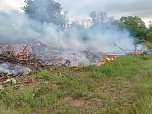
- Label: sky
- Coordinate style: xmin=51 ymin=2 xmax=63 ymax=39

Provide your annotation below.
xmin=0 ymin=0 xmax=152 ymax=26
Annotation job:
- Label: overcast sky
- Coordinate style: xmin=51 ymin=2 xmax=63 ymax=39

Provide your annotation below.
xmin=0 ymin=0 xmax=152 ymax=25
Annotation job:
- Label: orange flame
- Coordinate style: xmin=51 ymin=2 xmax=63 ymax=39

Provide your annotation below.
xmin=97 ymin=55 xmax=116 ymax=66
xmin=15 ymin=46 xmax=33 ymax=62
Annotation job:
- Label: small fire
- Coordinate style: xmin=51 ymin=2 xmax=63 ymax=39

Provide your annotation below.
xmin=16 ymin=52 xmax=31 ymax=61
xmin=12 ymin=44 xmax=33 ymax=62
xmin=97 ymin=55 xmax=117 ymax=66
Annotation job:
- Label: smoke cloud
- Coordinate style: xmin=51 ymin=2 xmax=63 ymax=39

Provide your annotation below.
xmin=0 ymin=0 xmax=25 ymax=12
xmin=0 ymin=0 xmax=147 ymax=55
xmin=0 ymin=11 xmax=136 ymax=53
xmin=0 ymin=0 xmax=149 ymax=66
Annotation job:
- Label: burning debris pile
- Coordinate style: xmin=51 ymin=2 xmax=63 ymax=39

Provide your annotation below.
xmin=0 ymin=40 xmax=150 ymax=78
xmin=97 ymin=55 xmax=117 ymax=66
xmin=0 ymin=44 xmax=32 ymax=78
xmin=0 ymin=63 xmax=31 ymax=79
xmin=0 ymin=41 xmax=101 ymax=78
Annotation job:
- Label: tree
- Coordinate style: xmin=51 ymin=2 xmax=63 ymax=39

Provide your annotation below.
xmin=24 ymin=0 xmax=67 ymax=28
xmin=149 ymin=21 xmax=152 ymax=29
xmin=89 ymin=11 xmax=116 ymax=26
xmin=89 ymin=11 xmax=107 ymax=24
xmin=145 ymin=21 xmax=152 ymax=42
xmin=65 ymin=21 xmax=88 ymax=41
xmin=120 ymin=16 xmax=147 ymax=39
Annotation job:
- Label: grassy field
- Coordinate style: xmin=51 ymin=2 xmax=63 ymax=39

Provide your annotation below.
xmin=0 ymin=43 xmax=152 ymax=114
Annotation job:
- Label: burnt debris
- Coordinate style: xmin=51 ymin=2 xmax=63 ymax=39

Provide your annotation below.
xmin=0 ymin=41 xmax=150 ymax=78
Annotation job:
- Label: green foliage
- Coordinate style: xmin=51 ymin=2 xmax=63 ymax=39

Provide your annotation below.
xmin=0 ymin=52 xmax=152 ymax=114
xmin=120 ymin=16 xmax=148 ymax=39
xmin=143 ymin=40 xmax=152 ymax=52
xmin=81 ymin=56 xmax=143 ymax=79
xmin=145 ymin=27 xmax=152 ymax=42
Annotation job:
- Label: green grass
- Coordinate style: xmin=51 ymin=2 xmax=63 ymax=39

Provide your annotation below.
xmin=0 ymin=54 xmax=152 ymax=113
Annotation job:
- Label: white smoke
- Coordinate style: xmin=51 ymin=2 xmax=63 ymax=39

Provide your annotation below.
xmin=0 ymin=0 xmax=149 ymax=67
xmin=0 ymin=10 xmax=136 ymax=53
xmin=0 ymin=0 xmax=25 ymax=12
xmin=0 ymin=11 xmax=40 ymax=41
xmin=0 ymin=0 xmax=146 ymax=59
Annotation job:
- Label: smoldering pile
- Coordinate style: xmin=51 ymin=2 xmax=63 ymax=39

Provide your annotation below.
xmin=0 ymin=41 xmax=105 ymax=78
xmin=0 ymin=63 xmax=31 ymax=79
xmin=0 ymin=39 xmax=150 ymax=79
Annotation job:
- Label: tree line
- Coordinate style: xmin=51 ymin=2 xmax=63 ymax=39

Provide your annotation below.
xmin=24 ymin=0 xmax=152 ymax=42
